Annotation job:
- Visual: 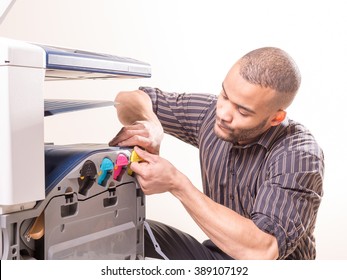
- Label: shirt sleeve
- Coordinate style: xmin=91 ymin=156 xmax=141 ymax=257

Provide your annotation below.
xmin=139 ymin=86 xmax=216 ymax=148
xmin=251 ymin=139 xmax=324 ymax=259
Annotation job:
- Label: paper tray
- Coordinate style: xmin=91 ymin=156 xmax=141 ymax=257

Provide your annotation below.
xmin=44 ymin=99 xmax=114 ymax=116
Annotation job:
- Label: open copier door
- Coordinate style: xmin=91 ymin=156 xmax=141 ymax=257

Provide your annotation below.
xmin=0 ymin=37 xmax=149 ymax=260
xmin=31 ymin=145 xmax=145 ymax=259
xmin=4 ymin=145 xmax=145 ymax=260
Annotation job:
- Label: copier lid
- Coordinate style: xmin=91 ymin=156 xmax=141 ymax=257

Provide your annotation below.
xmin=39 ymin=45 xmax=151 ymax=80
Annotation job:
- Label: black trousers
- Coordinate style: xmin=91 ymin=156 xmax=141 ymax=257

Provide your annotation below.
xmin=144 ymin=220 xmax=233 ymax=260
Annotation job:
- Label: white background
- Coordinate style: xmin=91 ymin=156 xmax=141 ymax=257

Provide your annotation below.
xmin=1 ymin=0 xmax=346 ymax=259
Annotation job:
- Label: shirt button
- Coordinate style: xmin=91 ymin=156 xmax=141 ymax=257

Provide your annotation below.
xmin=230 ymin=194 xmax=234 ymax=200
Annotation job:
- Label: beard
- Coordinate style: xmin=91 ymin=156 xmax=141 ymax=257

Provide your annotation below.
xmin=214 ymin=117 xmax=269 ymax=144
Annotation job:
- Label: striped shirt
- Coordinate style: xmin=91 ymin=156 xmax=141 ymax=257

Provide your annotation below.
xmin=140 ymin=86 xmax=324 ymax=260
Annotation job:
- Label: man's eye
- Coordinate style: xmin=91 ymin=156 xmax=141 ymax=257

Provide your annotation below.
xmin=238 ymin=108 xmax=249 ymax=117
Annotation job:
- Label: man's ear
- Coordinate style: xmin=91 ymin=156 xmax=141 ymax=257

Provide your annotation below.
xmin=270 ymin=110 xmax=286 ymax=126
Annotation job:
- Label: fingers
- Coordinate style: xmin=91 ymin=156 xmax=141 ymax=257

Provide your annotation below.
xmin=110 ymin=134 xmax=151 ymax=148
xmin=129 ymin=161 xmax=142 ymax=175
xmin=108 ymin=123 xmax=149 ymax=146
xmin=129 ymin=146 xmax=156 ymax=175
xmin=108 ymin=120 xmax=162 ymax=155
xmin=134 ymin=146 xmax=156 ymax=163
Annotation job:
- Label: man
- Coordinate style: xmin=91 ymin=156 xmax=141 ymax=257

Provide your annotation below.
xmin=109 ymin=47 xmax=324 ymax=260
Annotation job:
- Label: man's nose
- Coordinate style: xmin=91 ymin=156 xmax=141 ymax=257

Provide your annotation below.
xmin=218 ymin=101 xmax=234 ymax=124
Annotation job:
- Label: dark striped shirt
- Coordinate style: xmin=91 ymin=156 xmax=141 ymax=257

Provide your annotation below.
xmin=140 ymin=86 xmax=324 ymax=260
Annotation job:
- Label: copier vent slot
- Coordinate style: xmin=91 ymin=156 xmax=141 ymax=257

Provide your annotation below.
xmin=61 ymin=187 xmax=78 ymax=218
xmin=78 ymin=160 xmax=97 ymax=196
xmin=136 ymin=188 xmax=144 ymax=206
xmin=103 ymin=184 xmax=117 ymax=207
xmin=103 ymin=196 xmax=117 ymax=208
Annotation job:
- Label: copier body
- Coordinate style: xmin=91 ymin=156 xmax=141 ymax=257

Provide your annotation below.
xmin=0 ymin=38 xmax=150 ymax=259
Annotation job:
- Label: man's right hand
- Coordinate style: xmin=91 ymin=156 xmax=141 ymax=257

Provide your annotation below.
xmin=109 ymin=120 xmax=164 ymax=155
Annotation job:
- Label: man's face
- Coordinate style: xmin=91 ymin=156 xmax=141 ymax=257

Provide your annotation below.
xmin=214 ymin=64 xmax=281 ymax=145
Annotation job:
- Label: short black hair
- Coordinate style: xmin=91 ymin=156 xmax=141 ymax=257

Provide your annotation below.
xmin=239 ymin=47 xmax=301 ymax=108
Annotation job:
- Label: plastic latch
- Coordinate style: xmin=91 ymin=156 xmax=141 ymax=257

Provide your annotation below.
xmin=98 ymin=158 xmax=114 ymax=185
xmin=128 ymin=150 xmax=144 ymax=175
xmin=113 ymin=153 xmax=129 ymax=180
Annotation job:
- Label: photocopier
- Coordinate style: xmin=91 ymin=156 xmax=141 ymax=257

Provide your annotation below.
xmin=0 ymin=35 xmax=150 ymax=260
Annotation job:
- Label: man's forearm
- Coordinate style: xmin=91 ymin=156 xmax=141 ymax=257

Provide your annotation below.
xmin=171 ymin=173 xmax=279 ymax=260
xmin=115 ymin=90 xmax=160 ymax=125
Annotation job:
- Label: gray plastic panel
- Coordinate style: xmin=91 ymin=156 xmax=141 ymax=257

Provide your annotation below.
xmin=47 ymin=222 xmax=137 ymax=260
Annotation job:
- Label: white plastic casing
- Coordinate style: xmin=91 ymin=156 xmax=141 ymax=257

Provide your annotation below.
xmin=0 ymin=38 xmax=46 ymax=213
